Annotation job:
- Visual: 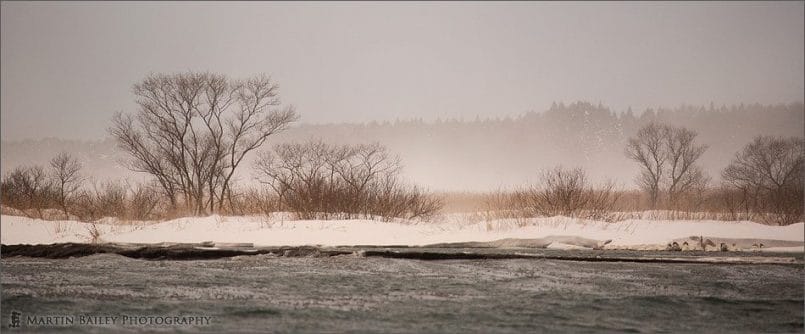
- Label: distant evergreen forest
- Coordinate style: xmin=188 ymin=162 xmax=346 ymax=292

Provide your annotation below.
xmin=2 ymin=102 xmax=802 ymax=191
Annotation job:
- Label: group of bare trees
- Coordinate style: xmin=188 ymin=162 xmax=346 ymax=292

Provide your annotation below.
xmin=626 ymin=123 xmax=709 ymax=209
xmin=1 ymin=153 xmax=83 ymax=218
xmin=721 ymin=136 xmax=803 ymax=225
xmin=110 ymin=72 xmax=298 ymax=215
xmin=254 ymin=140 xmax=442 ymax=220
xmin=625 ymin=123 xmax=802 ymax=225
xmin=0 ymin=153 xmax=164 ymax=221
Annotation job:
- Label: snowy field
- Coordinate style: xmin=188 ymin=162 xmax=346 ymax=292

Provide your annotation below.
xmin=1 ymin=214 xmax=802 ymax=252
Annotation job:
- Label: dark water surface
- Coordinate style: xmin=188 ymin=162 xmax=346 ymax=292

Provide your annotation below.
xmin=2 ymin=250 xmax=803 ymax=333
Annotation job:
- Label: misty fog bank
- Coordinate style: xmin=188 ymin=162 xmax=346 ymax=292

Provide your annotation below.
xmin=1 ymin=102 xmax=802 ymax=192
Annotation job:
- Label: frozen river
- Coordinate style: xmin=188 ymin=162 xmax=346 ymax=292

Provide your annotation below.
xmin=2 ymin=249 xmax=803 ymax=333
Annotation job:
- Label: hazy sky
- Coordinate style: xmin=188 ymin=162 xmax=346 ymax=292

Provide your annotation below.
xmin=2 ymin=1 xmax=803 ymax=140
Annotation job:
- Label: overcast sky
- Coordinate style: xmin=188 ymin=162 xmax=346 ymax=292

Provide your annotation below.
xmin=2 ymin=1 xmax=803 ymax=140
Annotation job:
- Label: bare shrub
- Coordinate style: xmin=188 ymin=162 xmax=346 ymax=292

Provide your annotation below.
xmin=255 ymin=140 xmax=332 ymax=219
xmin=254 ymin=140 xmax=443 ymax=220
xmin=367 ymin=176 xmax=443 ymax=221
xmin=0 ymin=165 xmax=55 ymax=218
xmin=584 ymin=180 xmax=622 ymax=221
xmin=531 ymin=167 xmax=590 ymax=216
xmin=479 ymin=190 xmax=533 ymax=225
xmin=480 ymin=167 xmax=619 ymax=221
xmin=213 ymin=185 xmax=280 ymax=217
xmin=92 ymin=181 xmax=128 ymax=219
xmin=49 ymin=153 xmax=84 ymax=218
xmin=230 ymin=187 xmax=280 ymax=216
xmin=127 ymin=182 xmax=162 ymax=220
xmin=69 ymin=180 xmax=165 ymax=222
xmin=526 ymin=167 xmax=620 ymax=220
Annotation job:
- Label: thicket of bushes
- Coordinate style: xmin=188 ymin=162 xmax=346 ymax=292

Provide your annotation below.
xmin=0 ymin=161 xmax=163 ymax=221
xmin=471 ymin=132 xmax=802 ymax=226
xmin=1 ymin=134 xmax=801 ymax=225
xmin=481 ymin=167 xmax=620 ymax=222
xmin=0 ymin=142 xmax=443 ymax=222
xmin=473 ymin=186 xmax=798 ymax=224
xmin=254 ymin=141 xmax=442 ymax=220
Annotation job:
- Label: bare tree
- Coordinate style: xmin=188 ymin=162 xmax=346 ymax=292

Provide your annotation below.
xmin=49 ymin=153 xmax=83 ymax=217
xmin=663 ymin=127 xmax=709 ymax=207
xmin=110 ymin=72 xmax=297 ymax=215
xmin=722 ymin=136 xmax=803 ymax=225
xmin=217 ymin=76 xmax=299 ymax=210
xmin=625 ymin=123 xmax=666 ymax=208
xmin=626 ymin=123 xmax=708 ymax=208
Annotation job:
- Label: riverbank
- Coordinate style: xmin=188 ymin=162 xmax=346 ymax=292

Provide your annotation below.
xmin=1 ymin=214 xmax=802 ymax=252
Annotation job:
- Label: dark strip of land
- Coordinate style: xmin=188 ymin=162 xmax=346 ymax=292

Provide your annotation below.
xmin=1 ymin=243 xmax=802 ymax=265
xmin=0 ymin=243 xmax=351 ymax=260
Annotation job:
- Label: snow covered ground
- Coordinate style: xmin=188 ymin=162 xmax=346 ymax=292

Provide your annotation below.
xmin=1 ymin=214 xmax=802 ymax=251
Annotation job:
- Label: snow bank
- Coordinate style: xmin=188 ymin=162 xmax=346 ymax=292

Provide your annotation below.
xmin=1 ymin=214 xmax=802 ymax=251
